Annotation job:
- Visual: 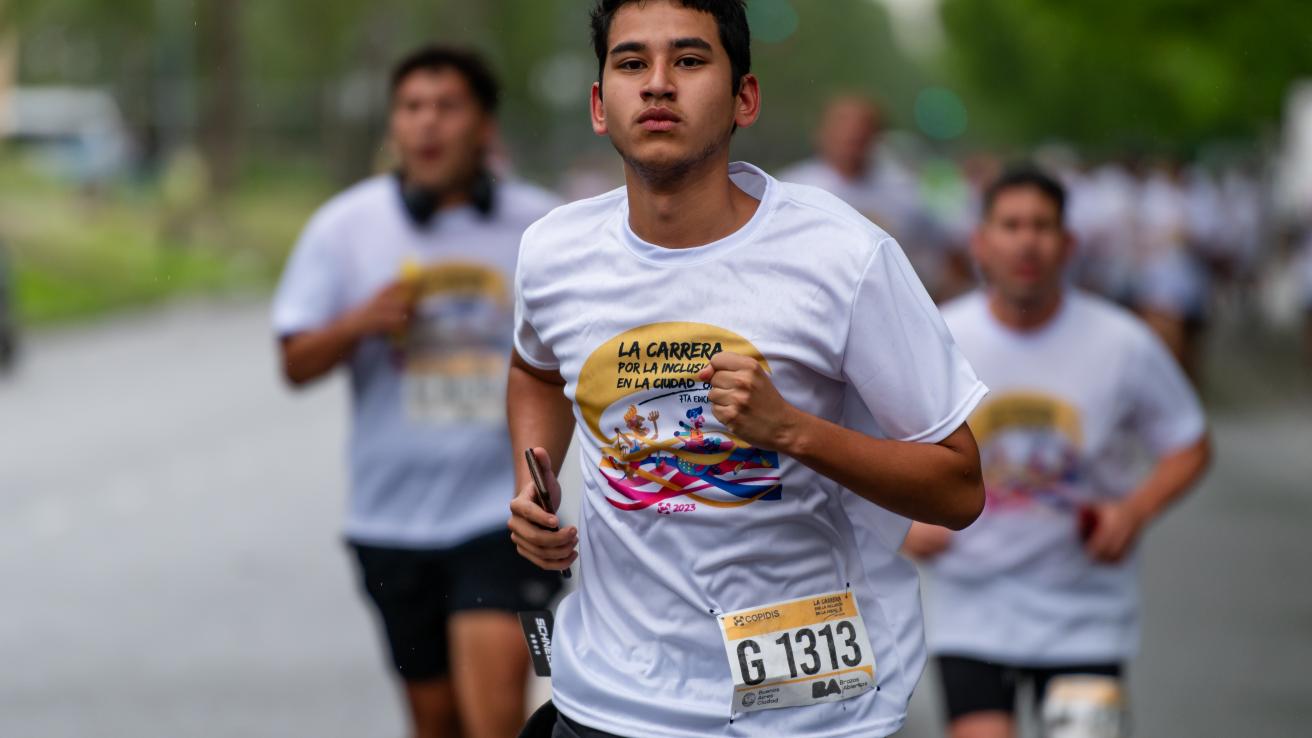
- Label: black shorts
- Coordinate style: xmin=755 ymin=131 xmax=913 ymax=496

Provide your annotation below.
xmin=352 ymin=529 xmax=562 ymax=682
xmin=937 ymin=654 xmax=1123 ymax=722
xmin=518 ymin=701 xmax=628 ymax=738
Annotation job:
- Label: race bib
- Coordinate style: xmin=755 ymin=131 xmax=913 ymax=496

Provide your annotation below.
xmin=1041 ymin=675 xmax=1127 ymax=738
xmin=718 ymin=590 xmax=875 ymax=715
xmin=402 ymin=351 xmax=506 ymax=424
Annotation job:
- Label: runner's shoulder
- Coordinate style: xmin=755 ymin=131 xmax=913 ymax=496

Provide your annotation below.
xmin=518 ymin=186 xmax=627 ymax=262
xmin=305 ymin=175 xmax=395 ymax=231
xmin=1069 ymin=289 xmax=1158 ymax=345
xmin=290 ymin=175 xmax=394 ymax=251
xmin=776 ymin=179 xmax=898 ymax=256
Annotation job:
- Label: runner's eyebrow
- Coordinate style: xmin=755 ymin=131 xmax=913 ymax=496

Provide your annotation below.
xmin=671 ymin=37 xmax=712 ymax=51
xmin=609 ymin=37 xmax=713 ymax=56
xmin=609 ymin=41 xmax=646 ymax=56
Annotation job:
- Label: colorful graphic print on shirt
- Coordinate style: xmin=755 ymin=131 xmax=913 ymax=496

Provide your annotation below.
xmin=397 ymin=259 xmax=510 ymax=424
xmin=576 ymin=322 xmax=783 ymax=513
xmin=969 ymin=391 xmax=1087 ymax=513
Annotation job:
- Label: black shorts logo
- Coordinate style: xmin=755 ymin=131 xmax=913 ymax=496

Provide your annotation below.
xmin=812 ymin=678 xmax=841 ymax=698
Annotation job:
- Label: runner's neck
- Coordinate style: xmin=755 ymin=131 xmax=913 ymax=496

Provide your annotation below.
xmin=826 ymin=156 xmax=869 ymax=183
xmin=623 ymin=154 xmax=760 ymax=249
xmin=987 ymin=288 xmax=1065 ymax=333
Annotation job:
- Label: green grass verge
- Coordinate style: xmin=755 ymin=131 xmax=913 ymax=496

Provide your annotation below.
xmin=1 ymin=154 xmax=331 ymax=325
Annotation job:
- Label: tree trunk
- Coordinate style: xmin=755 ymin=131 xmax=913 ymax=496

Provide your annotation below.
xmin=198 ymin=0 xmax=242 ymax=195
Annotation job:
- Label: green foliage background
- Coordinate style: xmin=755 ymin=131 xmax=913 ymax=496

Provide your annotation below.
xmin=0 ymin=0 xmax=1306 ymax=323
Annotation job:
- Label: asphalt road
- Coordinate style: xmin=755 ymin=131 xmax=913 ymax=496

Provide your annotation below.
xmin=2 ymin=299 xmax=1308 ymax=737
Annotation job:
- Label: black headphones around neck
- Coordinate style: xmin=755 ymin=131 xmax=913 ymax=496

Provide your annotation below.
xmin=396 ymin=169 xmax=496 ymax=227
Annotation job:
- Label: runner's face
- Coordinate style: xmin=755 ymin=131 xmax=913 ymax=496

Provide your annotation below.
xmin=973 ymin=187 xmax=1072 ymax=304
xmin=590 ymin=0 xmax=758 ymax=180
xmin=390 ymin=69 xmax=493 ymax=190
xmin=819 ymin=100 xmax=879 ymax=177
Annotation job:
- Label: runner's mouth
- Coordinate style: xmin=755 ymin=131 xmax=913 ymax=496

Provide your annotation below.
xmin=637 ymin=108 xmax=681 ymax=132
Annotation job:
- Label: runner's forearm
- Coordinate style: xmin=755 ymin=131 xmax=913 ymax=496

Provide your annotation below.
xmin=779 ymin=412 xmax=984 ymax=530
xmin=280 ymin=312 xmax=366 ymax=386
xmin=508 ymin=351 xmax=575 ymax=493
xmin=1123 ymin=434 xmax=1211 ymax=525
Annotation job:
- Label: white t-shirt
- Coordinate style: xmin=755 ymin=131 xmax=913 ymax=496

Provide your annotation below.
xmin=928 ymin=290 xmax=1206 ymax=664
xmin=514 ymin=162 xmax=986 ymax=737
xmin=272 ymin=174 xmax=559 ymax=548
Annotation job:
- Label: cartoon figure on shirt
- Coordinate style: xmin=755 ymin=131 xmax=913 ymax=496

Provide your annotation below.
xmin=675 ymin=407 xmax=720 ymax=451
xmin=579 ymin=322 xmax=784 ymax=512
xmin=969 ymin=391 xmax=1087 ymax=513
xmin=610 ymin=406 xmax=663 ymax=478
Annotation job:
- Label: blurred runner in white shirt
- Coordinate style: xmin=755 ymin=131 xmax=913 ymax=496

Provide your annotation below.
xmin=779 ymin=96 xmax=961 ymax=299
xmin=1136 ymin=161 xmax=1211 ymax=380
xmin=904 ymin=166 xmax=1211 ymax=738
xmin=272 ymin=46 xmax=561 ymax=738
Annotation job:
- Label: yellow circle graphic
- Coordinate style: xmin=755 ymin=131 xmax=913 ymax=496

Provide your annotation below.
xmin=576 ymin=322 xmax=783 ymax=512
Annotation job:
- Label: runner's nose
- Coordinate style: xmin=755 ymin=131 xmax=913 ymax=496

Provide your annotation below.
xmin=642 ymin=65 xmax=676 ymax=102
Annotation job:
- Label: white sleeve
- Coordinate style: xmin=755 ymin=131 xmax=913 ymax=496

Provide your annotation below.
xmin=1126 ymin=326 xmax=1207 ymax=454
xmin=841 ymin=238 xmax=988 ymax=442
xmin=271 ymin=213 xmax=344 ymax=337
xmin=511 ymin=228 xmax=560 ymax=371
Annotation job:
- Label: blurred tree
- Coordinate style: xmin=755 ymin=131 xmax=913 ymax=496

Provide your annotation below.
xmin=939 ymin=0 xmax=1312 ymax=153
xmin=4 ymin=0 xmax=157 ymax=157
xmin=3 ymin=0 xmax=924 ymax=183
xmin=197 ymin=0 xmax=241 ymax=194
xmin=746 ymin=0 xmax=924 ymax=168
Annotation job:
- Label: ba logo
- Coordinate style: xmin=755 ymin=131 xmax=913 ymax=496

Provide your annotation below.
xmin=812 ymin=679 xmax=841 ymax=698
xmin=741 ymin=692 xmax=757 ymax=707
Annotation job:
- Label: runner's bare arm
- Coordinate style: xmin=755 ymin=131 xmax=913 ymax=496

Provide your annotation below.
xmin=698 ymin=351 xmax=984 ymax=530
xmin=506 ymin=349 xmax=579 ymax=570
xmin=280 ymin=280 xmax=412 ymax=386
xmin=786 ymin=418 xmax=982 ymax=530
xmin=1085 ymin=433 xmax=1211 ymax=563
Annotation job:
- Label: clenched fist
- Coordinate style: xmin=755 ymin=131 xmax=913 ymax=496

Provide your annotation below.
xmin=695 ymin=351 xmax=801 ymax=451
xmin=1083 ymin=501 xmax=1145 ymax=564
xmin=348 ymin=280 xmax=415 ymax=337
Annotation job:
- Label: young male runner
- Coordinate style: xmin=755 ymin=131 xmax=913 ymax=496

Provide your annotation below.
xmin=506 ymin=2 xmax=987 ymax=736
xmin=272 ymin=46 xmax=560 ymax=738
xmin=903 ymin=168 xmax=1212 ymax=738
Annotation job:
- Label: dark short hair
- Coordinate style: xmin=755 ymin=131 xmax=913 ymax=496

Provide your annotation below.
xmin=589 ymin=0 xmax=751 ymax=95
xmin=982 ymin=166 xmax=1066 ymax=223
xmin=389 ymin=45 xmax=500 ymax=113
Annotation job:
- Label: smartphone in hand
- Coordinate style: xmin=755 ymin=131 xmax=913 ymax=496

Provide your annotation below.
xmin=1078 ymin=505 xmax=1100 ymax=543
xmin=525 ymin=449 xmax=572 ymax=580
